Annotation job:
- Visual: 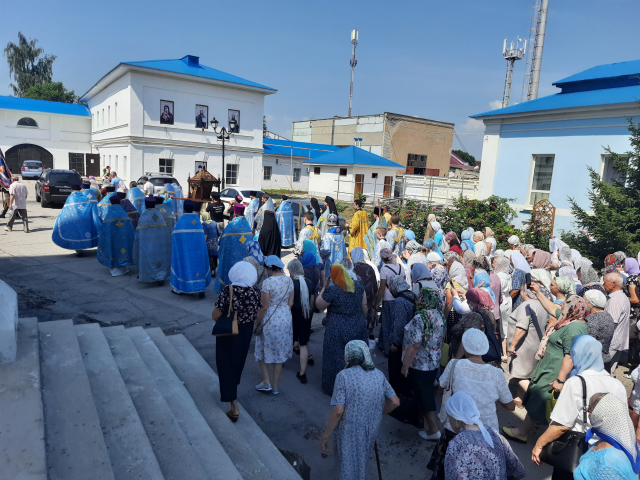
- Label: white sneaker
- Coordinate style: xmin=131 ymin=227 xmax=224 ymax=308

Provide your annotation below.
xmin=419 ymin=430 xmax=441 ymax=441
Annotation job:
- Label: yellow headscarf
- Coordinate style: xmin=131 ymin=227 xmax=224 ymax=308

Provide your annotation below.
xmin=330 ymin=264 xmax=355 ymax=293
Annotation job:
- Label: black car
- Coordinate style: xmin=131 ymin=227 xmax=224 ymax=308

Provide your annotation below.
xmin=35 ymin=169 xmax=83 ymax=207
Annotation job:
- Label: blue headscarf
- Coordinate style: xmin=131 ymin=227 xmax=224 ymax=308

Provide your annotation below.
xmin=473 ymin=271 xmax=496 ymax=303
xmin=423 ymin=238 xmax=443 ymax=260
xmin=405 ymin=230 xmax=416 ymax=242
xmin=569 ymin=334 xmax=604 ymax=377
xmin=301 ymin=251 xmax=317 ymax=268
xmin=245 ymin=240 xmax=264 ymax=265
xmin=461 ymin=230 xmax=475 ymax=252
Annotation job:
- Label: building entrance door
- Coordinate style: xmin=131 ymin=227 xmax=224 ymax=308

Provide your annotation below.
xmin=354 ymin=174 xmax=364 ymax=199
xmin=383 ymin=176 xmax=393 ymax=197
xmin=85 ymin=154 xmax=100 ymax=177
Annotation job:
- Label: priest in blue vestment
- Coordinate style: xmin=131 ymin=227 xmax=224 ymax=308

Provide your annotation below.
xmin=319 ymin=214 xmax=347 ymax=278
xmin=52 ymin=184 xmax=100 ymax=255
xmin=214 ymin=204 xmax=252 ymax=294
xmin=244 ymin=191 xmax=260 ymax=232
xmin=133 ymin=198 xmax=170 ymax=285
xmin=170 ymin=200 xmax=211 ymax=297
xmin=155 ymin=196 xmax=176 ymax=232
xmin=127 ymin=186 xmax=146 ymax=214
xmin=97 ymin=195 xmax=134 ymax=276
xmin=275 ymin=195 xmax=297 ymax=247
xmin=116 ymin=192 xmax=141 ymax=229
xmin=364 ymin=206 xmax=387 ymax=260
xmin=318 ymin=196 xmax=337 ymax=238
xmin=254 ymin=197 xmax=274 ymax=237
xmin=171 ymin=183 xmax=184 ymax=220
xmin=98 ymin=185 xmax=116 ymax=221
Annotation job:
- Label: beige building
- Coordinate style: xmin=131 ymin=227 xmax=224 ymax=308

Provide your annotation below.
xmin=292 ymin=112 xmax=454 ymax=176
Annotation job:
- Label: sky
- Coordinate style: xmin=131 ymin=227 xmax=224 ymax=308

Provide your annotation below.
xmin=1 ymin=0 xmax=639 ymax=159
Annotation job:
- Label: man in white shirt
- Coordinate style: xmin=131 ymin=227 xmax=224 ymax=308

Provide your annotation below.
xmin=143 ymin=177 xmax=154 ymax=197
xmin=5 ymin=176 xmax=29 ymax=232
xmin=604 ymin=272 xmax=631 ymax=374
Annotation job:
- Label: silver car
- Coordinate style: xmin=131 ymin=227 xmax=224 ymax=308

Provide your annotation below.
xmin=21 ymin=160 xmax=44 ymax=179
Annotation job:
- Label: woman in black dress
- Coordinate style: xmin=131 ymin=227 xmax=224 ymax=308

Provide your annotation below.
xmin=258 ymin=210 xmax=282 ymax=257
xmin=288 ymin=258 xmax=316 ymax=384
xmin=212 ymin=261 xmax=262 ymax=422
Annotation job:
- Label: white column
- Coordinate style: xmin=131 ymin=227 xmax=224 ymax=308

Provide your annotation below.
xmin=477 ymin=122 xmax=501 ymax=200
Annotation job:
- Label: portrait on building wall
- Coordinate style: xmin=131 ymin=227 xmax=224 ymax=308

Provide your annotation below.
xmin=195 ymin=105 xmax=208 ymax=129
xmin=195 ymin=161 xmax=207 ymax=174
xmin=228 ymin=109 xmax=240 ymax=133
xmin=160 ymin=100 xmax=174 ymax=125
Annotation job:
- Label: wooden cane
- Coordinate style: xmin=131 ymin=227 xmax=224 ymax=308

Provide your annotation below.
xmin=374 ymin=441 xmax=383 ymax=480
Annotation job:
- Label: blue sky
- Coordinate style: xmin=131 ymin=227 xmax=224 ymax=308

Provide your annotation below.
xmin=1 ymin=0 xmax=639 ymax=158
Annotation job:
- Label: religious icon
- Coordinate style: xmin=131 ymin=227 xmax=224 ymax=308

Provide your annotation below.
xmin=228 ymin=109 xmax=240 ymax=133
xmin=195 ymin=161 xmax=207 ymax=173
xmin=160 ymin=100 xmax=174 ymax=125
xmin=195 ymin=105 xmax=208 ymax=130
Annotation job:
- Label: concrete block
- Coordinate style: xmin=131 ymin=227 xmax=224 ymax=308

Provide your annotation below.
xmin=74 ymin=324 xmax=164 ymax=480
xmin=102 ymin=326 xmax=207 ymax=480
xmin=0 ymin=318 xmax=46 ymax=480
xmin=128 ymin=327 xmax=242 ymax=480
xmin=0 ymin=278 xmax=19 ymax=363
xmin=145 ymin=328 xmax=245 ymax=480
xmin=168 ymin=334 xmax=301 ymax=480
xmin=39 ymin=320 xmax=115 ymax=480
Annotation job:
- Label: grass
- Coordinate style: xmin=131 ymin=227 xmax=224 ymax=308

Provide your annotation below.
xmin=264 ymin=189 xmax=308 ymax=197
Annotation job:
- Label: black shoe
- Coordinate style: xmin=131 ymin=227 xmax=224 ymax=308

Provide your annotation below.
xmin=157 ymin=280 xmax=165 ymax=286
xmin=199 ymin=292 xmax=205 ymax=299
xmin=296 ymin=372 xmax=307 ymax=384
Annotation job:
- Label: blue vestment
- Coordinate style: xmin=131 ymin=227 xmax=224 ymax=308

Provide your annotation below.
xmin=52 ymin=191 xmax=100 ymax=250
xmin=133 ymin=209 xmax=171 ymax=282
xmin=202 ymin=222 xmax=220 ymax=256
xmin=170 ymin=213 xmax=211 ymax=293
xmin=157 ymin=203 xmax=176 ymax=232
xmin=213 ymin=216 xmax=252 ymax=293
xmin=364 ymin=216 xmax=387 ymax=260
xmin=98 ymin=193 xmax=116 ymax=221
xmin=276 ymin=200 xmax=297 ymax=247
xmin=318 ymin=209 xmax=330 ymax=238
xmin=170 ymin=184 xmax=184 ymax=220
xmin=119 ymin=199 xmax=140 ymax=229
xmin=320 ymin=227 xmax=347 ymax=278
xmin=127 ymin=188 xmax=146 ymax=214
xmin=245 ymin=198 xmax=260 ymax=232
xmin=97 ymin=204 xmax=134 ymax=268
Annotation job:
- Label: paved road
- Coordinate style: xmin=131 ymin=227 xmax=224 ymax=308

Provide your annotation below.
xmin=0 ymin=179 xmax=580 ymax=479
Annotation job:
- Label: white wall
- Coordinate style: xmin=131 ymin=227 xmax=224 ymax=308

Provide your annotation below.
xmin=261 ymin=155 xmax=309 ymax=191
xmin=307 ymin=164 xmax=397 ymax=203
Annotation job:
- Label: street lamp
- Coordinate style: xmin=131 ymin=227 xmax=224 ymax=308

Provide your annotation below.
xmin=210 ymin=117 xmax=234 ymax=190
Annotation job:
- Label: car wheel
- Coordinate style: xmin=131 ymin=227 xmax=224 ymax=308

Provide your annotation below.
xmin=41 ymin=196 xmax=49 ymax=208
xmin=35 ymin=190 xmax=41 ymax=202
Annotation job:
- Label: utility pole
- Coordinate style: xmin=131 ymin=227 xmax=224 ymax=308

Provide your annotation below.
xmin=348 ymin=28 xmax=358 ymax=118
xmin=522 ymin=0 xmax=550 ymax=102
xmin=502 ymin=38 xmax=526 ymax=108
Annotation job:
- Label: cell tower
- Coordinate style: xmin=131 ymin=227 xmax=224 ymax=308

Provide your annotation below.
xmin=502 ymin=38 xmax=526 ymax=108
xmin=348 ymin=28 xmax=358 ymax=118
xmin=521 ymin=0 xmax=550 ymax=102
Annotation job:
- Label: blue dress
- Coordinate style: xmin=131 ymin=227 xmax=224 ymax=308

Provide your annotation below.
xmin=52 ymin=191 xmax=100 ymax=250
xmin=214 ymin=216 xmax=252 ymax=294
xmin=170 ymin=213 xmax=211 ymax=294
xmin=276 ymin=200 xmax=297 ymax=247
xmin=322 ymin=283 xmax=369 ymax=395
xmin=126 ymin=188 xmax=146 ymax=214
xmin=97 ymin=204 xmax=134 ymax=268
xmin=574 ymin=445 xmax=638 ymax=480
xmin=133 ymin=208 xmax=171 ymax=282
xmin=330 ymin=367 xmax=396 ymax=480
xmin=119 ymin=199 xmax=140 ymax=229
xmin=320 ymin=228 xmax=347 ymax=278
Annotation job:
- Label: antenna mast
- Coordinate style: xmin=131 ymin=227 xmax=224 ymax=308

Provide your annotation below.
xmin=502 ymin=38 xmax=526 ymax=108
xmin=521 ymin=0 xmax=549 ymax=102
xmin=348 ymin=28 xmax=358 ymax=118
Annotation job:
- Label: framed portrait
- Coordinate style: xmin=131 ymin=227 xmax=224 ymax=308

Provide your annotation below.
xmin=160 ymin=100 xmax=174 ymax=125
xmin=195 ymin=161 xmax=207 ymax=173
xmin=195 ymin=105 xmax=208 ymax=129
xmin=228 ymin=109 xmax=240 ymax=133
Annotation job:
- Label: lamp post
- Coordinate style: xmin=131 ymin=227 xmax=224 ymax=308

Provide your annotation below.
xmin=210 ymin=117 xmax=236 ymax=190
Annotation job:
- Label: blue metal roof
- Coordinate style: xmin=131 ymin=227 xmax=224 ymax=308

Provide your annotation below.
xmin=303 ymin=146 xmax=403 ymax=168
xmin=554 ymin=59 xmax=640 ymax=86
xmin=471 ymin=84 xmax=640 ymax=118
xmin=263 ymin=138 xmax=341 ymax=158
xmin=123 ymin=55 xmax=276 ymax=91
xmin=0 ymin=95 xmax=90 ymax=117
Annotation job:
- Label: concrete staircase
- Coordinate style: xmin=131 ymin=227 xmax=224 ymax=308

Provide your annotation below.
xmin=1 ymin=318 xmax=301 ymax=480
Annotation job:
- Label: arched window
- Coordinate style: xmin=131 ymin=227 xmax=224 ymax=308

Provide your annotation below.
xmin=17 ymin=117 xmax=38 ymax=127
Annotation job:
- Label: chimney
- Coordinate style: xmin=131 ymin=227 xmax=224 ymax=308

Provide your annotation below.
xmin=182 ymin=55 xmax=200 ymax=67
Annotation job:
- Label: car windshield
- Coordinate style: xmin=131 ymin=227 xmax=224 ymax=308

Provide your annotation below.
xmin=24 ymin=161 xmax=42 ymax=167
xmin=151 ymin=177 xmax=176 ymax=186
xmin=50 ymin=172 xmax=82 ymax=185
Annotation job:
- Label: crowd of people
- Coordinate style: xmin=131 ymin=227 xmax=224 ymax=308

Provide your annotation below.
xmin=50 ymin=180 xmax=640 ymax=479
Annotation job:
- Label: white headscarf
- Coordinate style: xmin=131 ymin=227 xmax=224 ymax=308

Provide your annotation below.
xmin=584 ymin=289 xmax=607 ymax=308
xmin=117 ymin=180 xmax=128 ymax=193
xmin=288 ymin=258 xmax=310 ymax=319
xmin=507 ymin=235 xmax=520 ymax=246
xmin=530 ymin=268 xmax=552 ymax=289
xmin=445 ymin=391 xmax=494 ymax=448
xmin=229 ymin=261 xmax=258 ymax=288
xmin=511 ymin=251 xmax=531 ymax=273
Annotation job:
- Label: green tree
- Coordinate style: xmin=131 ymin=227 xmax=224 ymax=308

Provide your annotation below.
xmin=564 ymin=117 xmax=640 ymax=267
xmin=453 ymin=149 xmax=476 ymax=166
xmin=263 ymin=115 xmax=267 ymax=137
xmin=4 ymin=32 xmax=56 ymax=97
xmin=23 ymin=81 xmax=78 ymax=103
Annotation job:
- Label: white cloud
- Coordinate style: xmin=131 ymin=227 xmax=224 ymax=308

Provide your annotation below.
xmin=459 ymin=118 xmax=485 ymax=133
xmin=489 ymin=100 xmax=503 ymax=110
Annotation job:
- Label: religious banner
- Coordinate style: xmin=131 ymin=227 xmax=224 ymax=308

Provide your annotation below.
xmin=0 ymin=148 xmax=12 ymax=189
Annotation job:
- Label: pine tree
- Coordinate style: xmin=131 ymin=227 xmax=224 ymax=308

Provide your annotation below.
xmin=564 ymin=117 xmax=640 ymax=265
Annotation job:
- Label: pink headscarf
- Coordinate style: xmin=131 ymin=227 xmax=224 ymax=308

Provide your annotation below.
xmin=466 ymin=287 xmax=495 ymax=311
xmin=530 ymin=249 xmax=551 ymax=271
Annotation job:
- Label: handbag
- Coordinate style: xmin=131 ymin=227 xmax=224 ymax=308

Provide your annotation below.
xmin=540 ymin=375 xmax=589 ymax=472
xmin=211 ymin=286 xmax=239 ymax=337
xmin=254 ymin=281 xmax=291 ymax=336
xmin=480 ymin=313 xmax=502 ymax=363
xmin=437 ymin=359 xmax=458 ymax=423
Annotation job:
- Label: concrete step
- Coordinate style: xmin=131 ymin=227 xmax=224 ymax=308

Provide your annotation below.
xmin=74 ymin=324 xmax=164 ymax=480
xmin=0 ymin=317 xmax=46 ymax=480
xmin=102 ymin=326 xmax=208 ymax=480
xmin=127 ymin=327 xmax=242 ymax=480
xmin=39 ymin=320 xmax=115 ymax=480
xmin=167 ymin=334 xmax=300 ymax=480
xmin=145 ymin=328 xmax=254 ymax=479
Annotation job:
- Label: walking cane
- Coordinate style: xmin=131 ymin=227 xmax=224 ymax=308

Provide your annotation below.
xmin=374 ymin=441 xmax=383 ymax=480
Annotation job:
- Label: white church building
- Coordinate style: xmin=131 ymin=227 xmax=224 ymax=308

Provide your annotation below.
xmin=0 ymin=55 xmax=276 ymax=190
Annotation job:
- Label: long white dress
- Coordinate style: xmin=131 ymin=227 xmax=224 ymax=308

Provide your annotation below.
xmin=254 ymin=275 xmax=293 ymax=364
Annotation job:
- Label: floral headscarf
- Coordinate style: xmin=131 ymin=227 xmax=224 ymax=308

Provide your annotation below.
xmin=472 ymin=272 xmax=497 ymax=304
xmin=536 ymin=295 xmax=587 ymax=360
xmin=443 ymin=251 xmax=461 ymax=264
xmin=530 ymin=249 xmax=552 ymax=270
xmin=388 ymin=275 xmax=411 ymax=297
xmin=418 ymin=287 xmax=440 ymax=311
xmin=331 ymin=264 xmax=355 ymax=293
xmin=344 ymin=340 xmax=375 ymax=371
xmin=445 ymin=231 xmax=460 ymax=246
xmin=406 ymin=240 xmax=422 ymax=254
xmin=430 ymin=265 xmax=449 ymax=311
xmin=466 ymin=287 xmax=495 ymax=311
xmin=380 ymin=247 xmax=396 ymax=264
xmin=555 ymin=276 xmax=577 ymax=295
xmin=245 ymin=240 xmax=264 ymax=265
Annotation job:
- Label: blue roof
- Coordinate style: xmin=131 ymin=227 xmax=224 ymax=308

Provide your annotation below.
xmin=554 ymin=59 xmax=640 ymax=86
xmin=0 ymin=95 xmax=90 ymax=117
xmin=263 ymin=138 xmax=341 ymax=158
xmin=123 ymin=55 xmax=276 ymax=91
xmin=303 ymin=146 xmax=403 ymax=168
